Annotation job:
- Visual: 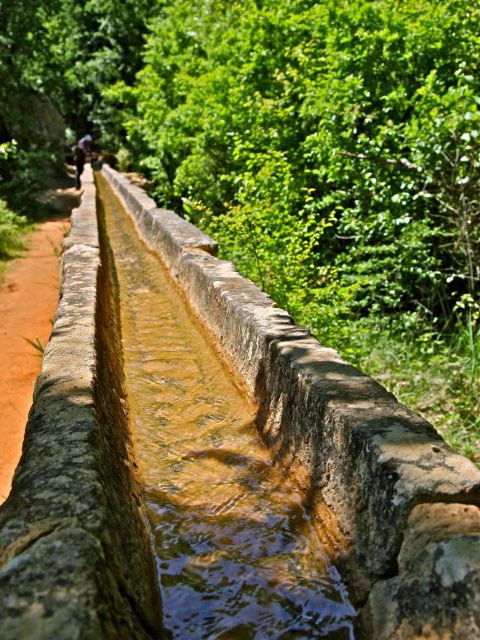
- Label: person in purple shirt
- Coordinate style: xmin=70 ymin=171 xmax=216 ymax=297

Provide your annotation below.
xmin=78 ymin=134 xmax=92 ymax=156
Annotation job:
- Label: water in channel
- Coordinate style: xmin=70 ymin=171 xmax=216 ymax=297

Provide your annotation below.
xmin=97 ymin=174 xmax=355 ymax=639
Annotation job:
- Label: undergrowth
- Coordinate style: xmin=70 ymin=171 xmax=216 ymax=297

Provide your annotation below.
xmin=344 ymin=316 xmax=480 ymax=465
xmin=0 ymin=200 xmax=27 ymax=260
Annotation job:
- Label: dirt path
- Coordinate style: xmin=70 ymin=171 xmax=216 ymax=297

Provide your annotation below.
xmin=0 ymin=186 xmax=76 ymax=504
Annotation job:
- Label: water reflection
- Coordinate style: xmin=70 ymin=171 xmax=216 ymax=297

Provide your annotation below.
xmin=98 ymin=174 xmax=355 ymax=639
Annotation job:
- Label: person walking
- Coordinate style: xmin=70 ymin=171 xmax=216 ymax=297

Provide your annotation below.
xmin=78 ymin=134 xmax=92 ymax=158
xmin=74 ymin=144 xmax=86 ymax=189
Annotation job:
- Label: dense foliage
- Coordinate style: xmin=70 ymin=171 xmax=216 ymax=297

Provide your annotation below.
xmin=0 ymin=200 xmax=25 ymax=258
xmin=0 ymin=0 xmax=158 ymax=214
xmin=117 ymin=1 xmax=480 ymax=345
xmin=0 ymin=144 xmax=26 ymax=266
xmin=41 ymin=0 xmax=159 ymax=146
xmin=0 ymin=0 xmax=479 ymax=458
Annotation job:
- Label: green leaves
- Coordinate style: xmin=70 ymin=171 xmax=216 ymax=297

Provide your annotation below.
xmin=0 ymin=200 xmax=27 ymax=258
xmin=118 ymin=0 xmax=479 ymax=351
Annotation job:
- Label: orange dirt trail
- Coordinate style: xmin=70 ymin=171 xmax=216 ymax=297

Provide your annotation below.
xmin=0 ymin=217 xmax=71 ymax=504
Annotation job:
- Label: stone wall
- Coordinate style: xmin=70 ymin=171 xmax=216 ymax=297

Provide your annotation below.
xmin=0 ymin=166 xmax=164 ymax=639
xmin=103 ymin=165 xmax=480 ymax=639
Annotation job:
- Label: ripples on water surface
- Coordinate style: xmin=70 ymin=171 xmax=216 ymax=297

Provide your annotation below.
xmin=97 ymin=174 xmax=355 ymax=639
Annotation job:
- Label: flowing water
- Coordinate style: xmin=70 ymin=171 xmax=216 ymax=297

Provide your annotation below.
xmin=97 ymin=175 xmax=355 ymax=639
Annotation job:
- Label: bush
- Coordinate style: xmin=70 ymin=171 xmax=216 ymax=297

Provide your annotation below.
xmin=118 ymin=0 xmax=479 ymax=337
xmin=0 ymin=141 xmax=58 ymax=219
xmin=116 ymin=147 xmax=132 ymax=172
xmin=0 ymin=200 xmax=27 ymax=258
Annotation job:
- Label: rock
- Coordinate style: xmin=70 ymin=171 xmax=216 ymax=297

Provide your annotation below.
xmin=359 ymin=504 xmax=480 ymax=638
xmin=0 ymin=89 xmax=65 ymax=150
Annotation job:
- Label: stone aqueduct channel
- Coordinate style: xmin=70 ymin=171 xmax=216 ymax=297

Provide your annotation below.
xmin=0 ymin=164 xmax=480 ymax=639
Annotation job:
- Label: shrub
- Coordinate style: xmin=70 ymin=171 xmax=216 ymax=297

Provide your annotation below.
xmin=0 ymin=200 xmax=27 ymax=258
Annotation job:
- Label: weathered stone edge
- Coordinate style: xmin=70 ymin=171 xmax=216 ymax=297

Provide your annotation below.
xmin=103 ymin=165 xmax=480 ymax=637
xmin=102 ymin=164 xmax=218 ymax=260
xmin=0 ymin=166 xmax=162 ymax=639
